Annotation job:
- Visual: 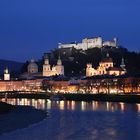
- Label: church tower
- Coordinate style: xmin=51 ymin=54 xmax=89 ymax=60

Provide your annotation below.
xmin=120 ymin=57 xmax=126 ymax=70
xmin=4 ymin=68 xmax=10 ymax=81
xmin=55 ymin=56 xmax=64 ymax=75
xmin=106 ymin=52 xmax=110 ymax=58
xmin=113 ymin=37 xmax=118 ymax=48
xmin=43 ymin=56 xmax=51 ymax=76
xmin=86 ymin=63 xmax=93 ymax=77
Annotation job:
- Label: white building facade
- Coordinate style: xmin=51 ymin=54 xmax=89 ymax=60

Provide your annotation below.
xmin=59 ymin=37 xmax=118 ymax=50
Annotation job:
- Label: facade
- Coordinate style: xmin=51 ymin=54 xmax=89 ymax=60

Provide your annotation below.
xmin=86 ymin=54 xmax=126 ymax=77
xmin=58 ymin=37 xmax=117 ymax=50
xmin=42 ymin=75 xmax=140 ymax=94
xmin=21 ymin=56 xmax=64 ymax=78
xmin=43 ymin=56 xmax=64 ymax=77
xmin=0 ymin=79 xmax=43 ymax=92
xmin=1 ymin=75 xmax=140 ymax=94
xmin=42 ymin=79 xmax=79 ymax=93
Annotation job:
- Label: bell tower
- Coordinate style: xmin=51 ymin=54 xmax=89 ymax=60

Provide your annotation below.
xmin=56 ymin=56 xmax=64 ymax=75
xmin=4 ymin=68 xmax=10 ymax=81
xmin=120 ymin=57 xmax=126 ymax=70
xmin=57 ymin=55 xmax=62 ymax=65
xmin=43 ymin=56 xmax=51 ymax=76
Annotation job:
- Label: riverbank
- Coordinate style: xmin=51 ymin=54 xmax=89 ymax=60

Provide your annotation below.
xmin=0 ymin=104 xmax=47 ymax=135
xmin=61 ymin=94 xmax=140 ymax=103
xmin=0 ymin=93 xmax=49 ymax=99
xmin=1 ymin=93 xmax=140 ymax=103
xmin=0 ymin=102 xmax=14 ymax=113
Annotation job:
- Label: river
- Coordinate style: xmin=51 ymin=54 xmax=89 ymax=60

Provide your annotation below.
xmin=0 ymin=98 xmax=140 ymax=140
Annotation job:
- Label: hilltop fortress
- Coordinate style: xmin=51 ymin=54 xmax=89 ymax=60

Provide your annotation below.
xmin=58 ymin=36 xmax=118 ymax=50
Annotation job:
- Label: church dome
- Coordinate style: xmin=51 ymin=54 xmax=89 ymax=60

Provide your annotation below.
xmin=101 ymin=53 xmax=113 ymax=63
xmin=28 ymin=59 xmax=38 ymax=74
xmin=101 ymin=58 xmax=113 ymax=63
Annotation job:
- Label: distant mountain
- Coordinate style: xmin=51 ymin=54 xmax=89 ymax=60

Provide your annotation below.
xmin=0 ymin=59 xmax=23 ymax=75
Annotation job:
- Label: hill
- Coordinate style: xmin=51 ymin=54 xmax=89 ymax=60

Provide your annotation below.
xmin=21 ymin=47 xmax=140 ymax=77
xmin=52 ymin=47 xmax=140 ymax=76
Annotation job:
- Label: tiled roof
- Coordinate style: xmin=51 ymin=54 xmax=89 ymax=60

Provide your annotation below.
xmin=107 ymin=67 xmax=124 ymax=71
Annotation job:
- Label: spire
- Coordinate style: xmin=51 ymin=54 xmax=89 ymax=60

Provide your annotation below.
xmin=57 ymin=55 xmax=62 ymax=65
xmin=120 ymin=57 xmax=126 ymax=70
xmin=113 ymin=37 xmax=118 ymax=47
xmin=4 ymin=67 xmax=9 ymax=74
xmin=106 ymin=52 xmax=109 ymax=58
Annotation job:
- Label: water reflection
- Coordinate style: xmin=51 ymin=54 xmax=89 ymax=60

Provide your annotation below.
xmin=137 ymin=104 xmax=140 ymax=113
xmin=1 ymin=98 xmax=140 ymax=140
xmin=1 ymin=98 xmax=140 ymax=113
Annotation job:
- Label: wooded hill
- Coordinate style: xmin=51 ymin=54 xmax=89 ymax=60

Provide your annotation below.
xmin=21 ymin=47 xmax=140 ymax=77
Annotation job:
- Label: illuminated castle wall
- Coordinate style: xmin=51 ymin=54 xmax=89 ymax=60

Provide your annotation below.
xmin=58 ymin=37 xmax=117 ymax=50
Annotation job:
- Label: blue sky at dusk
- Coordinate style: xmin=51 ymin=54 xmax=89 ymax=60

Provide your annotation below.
xmin=0 ymin=0 xmax=140 ymax=62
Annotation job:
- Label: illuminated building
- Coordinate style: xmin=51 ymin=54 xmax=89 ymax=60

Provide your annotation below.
xmin=58 ymin=37 xmax=118 ymax=50
xmin=43 ymin=56 xmax=64 ymax=76
xmin=0 ymin=79 xmax=43 ymax=92
xmin=21 ymin=56 xmax=64 ymax=78
xmin=86 ymin=53 xmax=126 ymax=77
xmin=4 ymin=68 xmax=10 ymax=81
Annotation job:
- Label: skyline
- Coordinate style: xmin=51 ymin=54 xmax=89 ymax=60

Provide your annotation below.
xmin=0 ymin=0 xmax=140 ymax=62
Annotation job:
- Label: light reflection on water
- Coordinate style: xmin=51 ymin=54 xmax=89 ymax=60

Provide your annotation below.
xmin=1 ymin=98 xmax=140 ymax=113
xmin=0 ymin=98 xmax=140 ymax=140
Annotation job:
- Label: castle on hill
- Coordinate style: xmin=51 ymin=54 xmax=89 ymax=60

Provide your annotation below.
xmin=58 ymin=36 xmax=118 ymax=50
xmin=86 ymin=53 xmax=126 ymax=77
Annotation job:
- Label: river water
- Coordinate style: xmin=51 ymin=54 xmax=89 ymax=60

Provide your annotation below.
xmin=0 ymin=98 xmax=140 ymax=140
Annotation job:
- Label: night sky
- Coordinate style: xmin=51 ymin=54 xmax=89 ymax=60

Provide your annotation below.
xmin=0 ymin=0 xmax=140 ymax=62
